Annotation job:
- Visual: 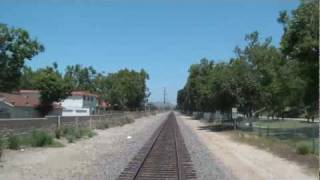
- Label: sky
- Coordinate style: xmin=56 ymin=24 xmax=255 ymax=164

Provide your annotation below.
xmin=0 ymin=0 xmax=299 ymax=104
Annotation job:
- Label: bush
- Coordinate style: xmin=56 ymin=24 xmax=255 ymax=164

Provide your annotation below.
xmin=297 ymin=144 xmax=310 ymax=155
xmin=55 ymin=128 xmax=63 ymax=139
xmin=31 ymin=130 xmax=53 ymax=147
xmin=63 ymin=127 xmax=95 ymax=142
xmin=75 ymin=129 xmax=81 ymax=139
xmin=8 ymin=135 xmax=20 ymax=150
xmin=67 ymin=135 xmax=75 ymax=143
xmin=0 ymin=137 xmax=4 ymax=158
xmin=87 ymin=130 xmax=96 ymax=138
xmin=97 ymin=123 xmax=109 ymax=130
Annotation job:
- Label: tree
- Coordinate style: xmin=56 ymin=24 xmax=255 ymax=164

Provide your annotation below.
xmin=20 ymin=66 xmax=36 ymax=89
xmin=278 ymin=0 xmax=319 ymax=120
xmin=0 ymin=24 xmax=44 ymax=92
xmin=64 ymin=64 xmax=97 ymax=92
xmin=99 ymin=69 xmax=149 ymax=110
xmin=34 ymin=64 xmax=72 ymax=116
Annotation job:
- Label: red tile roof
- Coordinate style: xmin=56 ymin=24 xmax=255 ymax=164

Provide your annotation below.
xmin=71 ymin=91 xmax=98 ymax=97
xmin=18 ymin=90 xmax=40 ymax=94
xmin=0 ymin=93 xmax=40 ymax=107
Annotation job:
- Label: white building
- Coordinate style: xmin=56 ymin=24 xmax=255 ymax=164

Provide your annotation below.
xmin=61 ymin=91 xmax=98 ymax=116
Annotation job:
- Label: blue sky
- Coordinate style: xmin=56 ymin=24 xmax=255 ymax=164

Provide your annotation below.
xmin=0 ymin=0 xmax=299 ymax=104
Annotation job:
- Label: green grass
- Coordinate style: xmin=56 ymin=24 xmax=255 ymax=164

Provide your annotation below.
xmin=253 ymin=120 xmax=315 ymax=129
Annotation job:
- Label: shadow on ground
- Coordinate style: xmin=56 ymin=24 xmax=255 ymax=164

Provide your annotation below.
xmin=197 ymin=124 xmax=234 ymax=132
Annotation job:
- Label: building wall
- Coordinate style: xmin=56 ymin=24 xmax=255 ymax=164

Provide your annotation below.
xmin=82 ymin=96 xmax=98 ymax=114
xmin=61 ymin=96 xmax=83 ymax=108
xmin=61 ymin=95 xmax=98 ymax=115
xmin=0 ymin=102 xmax=40 ymax=118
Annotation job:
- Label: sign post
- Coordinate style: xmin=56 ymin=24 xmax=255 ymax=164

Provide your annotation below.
xmin=232 ymin=108 xmax=238 ymax=130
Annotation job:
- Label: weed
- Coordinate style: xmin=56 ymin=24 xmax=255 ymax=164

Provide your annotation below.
xmin=31 ymin=130 xmax=53 ymax=147
xmin=0 ymin=136 xmax=4 ymax=158
xmin=67 ymin=135 xmax=75 ymax=143
xmin=55 ymin=128 xmax=63 ymax=139
xmin=297 ymin=144 xmax=310 ymax=155
xmin=87 ymin=130 xmax=96 ymax=138
xmin=8 ymin=135 xmax=20 ymax=150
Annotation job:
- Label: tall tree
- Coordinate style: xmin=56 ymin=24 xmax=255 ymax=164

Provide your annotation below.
xmin=64 ymin=64 xmax=97 ymax=92
xmin=0 ymin=24 xmax=44 ymax=92
xmin=99 ymin=69 xmax=150 ymax=110
xmin=278 ymin=0 xmax=319 ymax=119
xmin=34 ymin=64 xmax=72 ymax=116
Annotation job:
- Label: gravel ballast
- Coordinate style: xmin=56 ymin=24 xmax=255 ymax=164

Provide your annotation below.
xmin=83 ymin=112 xmax=169 ymax=180
xmin=175 ymin=112 xmax=236 ymax=180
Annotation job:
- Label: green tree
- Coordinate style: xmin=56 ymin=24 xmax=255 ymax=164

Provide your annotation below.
xmin=34 ymin=64 xmax=72 ymax=116
xmin=64 ymin=64 xmax=97 ymax=92
xmin=99 ymin=69 xmax=149 ymax=110
xmin=20 ymin=66 xmax=36 ymax=89
xmin=278 ymin=0 xmax=319 ymax=120
xmin=0 ymin=24 xmax=44 ymax=92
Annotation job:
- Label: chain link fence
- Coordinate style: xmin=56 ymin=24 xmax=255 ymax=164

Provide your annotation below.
xmin=192 ymin=111 xmax=319 ymax=154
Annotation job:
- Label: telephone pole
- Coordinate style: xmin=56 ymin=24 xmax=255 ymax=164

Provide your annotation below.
xmin=163 ymin=87 xmax=166 ymax=105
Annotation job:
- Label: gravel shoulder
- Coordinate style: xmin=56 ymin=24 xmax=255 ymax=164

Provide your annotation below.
xmin=177 ymin=113 xmax=317 ymax=180
xmin=0 ymin=112 xmax=169 ymax=180
xmin=176 ymin=113 xmax=236 ymax=180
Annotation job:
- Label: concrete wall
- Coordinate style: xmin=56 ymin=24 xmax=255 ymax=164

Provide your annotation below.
xmin=0 ymin=111 xmax=155 ymax=136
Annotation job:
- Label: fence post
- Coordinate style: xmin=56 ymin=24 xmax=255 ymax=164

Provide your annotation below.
xmin=312 ymin=124 xmax=316 ymax=153
xmin=89 ymin=116 xmax=92 ymax=130
xmin=75 ymin=116 xmax=79 ymax=129
xmin=57 ymin=116 xmax=61 ymax=129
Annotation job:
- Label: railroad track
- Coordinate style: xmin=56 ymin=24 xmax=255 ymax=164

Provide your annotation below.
xmin=117 ymin=112 xmax=196 ymax=180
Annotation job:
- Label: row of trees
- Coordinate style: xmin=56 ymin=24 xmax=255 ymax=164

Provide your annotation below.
xmin=177 ymin=0 xmax=318 ymax=120
xmin=0 ymin=24 xmax=150 ymax=115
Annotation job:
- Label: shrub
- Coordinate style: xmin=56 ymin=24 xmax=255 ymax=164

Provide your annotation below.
xmin=31 ymin=130 xmax=53 ymax=147
xmin=75 ymin=129 xmax=81 ymax=139
xmin=97 ymin=123 xmax=109 ymax=130
xmin=8 ymin=135 xmax=20 ymax=150
xmin=297 ymin=144 xmax=310 ymax=155
xmin=0 ymin=137 xmax=4 ymax=158
xmin=67 ymin=135 xmax=75 ymax=143
xmin=55 ymin=128 xmax=63 ymax=139
xmin=104 ymin=123 xmax=109 ymax=129
xmin=87 ymin=130 xmax=96 ymax=138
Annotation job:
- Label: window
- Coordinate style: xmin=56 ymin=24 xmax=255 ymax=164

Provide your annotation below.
xmin=63 ymin=109 xmax=73 ymax=112
xmin=76 ymin=110 xmax=87 ymax=113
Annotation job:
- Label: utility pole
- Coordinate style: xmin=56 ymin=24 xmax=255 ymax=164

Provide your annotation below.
xmin=163 ymin=87 xmax=166 ymax=105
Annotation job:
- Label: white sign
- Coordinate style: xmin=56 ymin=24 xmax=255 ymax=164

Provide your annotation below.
xmin=232 ymin=108 xmax=238 ymax=119
xmin=232 ymin=108 xmax=237 ymax=113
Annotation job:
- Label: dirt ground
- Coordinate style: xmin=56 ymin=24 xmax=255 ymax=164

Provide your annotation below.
xmin=177 ymin=114 xmax=318 ymax=180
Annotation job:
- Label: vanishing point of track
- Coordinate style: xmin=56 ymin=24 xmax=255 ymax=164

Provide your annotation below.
xmin=117 ymin=112 xmax=196 ymax=180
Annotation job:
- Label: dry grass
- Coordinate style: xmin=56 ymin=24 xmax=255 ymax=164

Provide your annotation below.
xmin=228 ymin=131 xmax=319 ymax=173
